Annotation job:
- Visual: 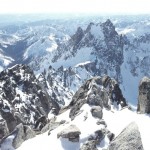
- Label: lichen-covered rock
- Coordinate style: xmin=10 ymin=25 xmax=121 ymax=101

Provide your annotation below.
xmin=108 ymin=122 xmax=143 ymax=150
xmin=138 ymin=76 xmax=150 ymax=113
xmin=12 ymin=123 xmax=35 ymax=149
xmin=57 ymin=124 xmax=81 ymax=142
xmin=23 ymin=125 xmax=36 ymax=141
xmin=12 ymin=123 xmax=24 ymax=149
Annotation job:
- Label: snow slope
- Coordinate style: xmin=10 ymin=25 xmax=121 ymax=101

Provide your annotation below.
xmin=12 ymin=106 xmax=150 ymax=150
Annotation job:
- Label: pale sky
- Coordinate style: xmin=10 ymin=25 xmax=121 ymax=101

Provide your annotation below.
xmin=0 ymin=0 xmax=150 ymax=14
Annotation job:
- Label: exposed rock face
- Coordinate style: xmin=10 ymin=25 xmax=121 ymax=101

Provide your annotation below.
xmin=57 ymin=124 xmax=81 ymax=142
xmin=0 ymin=118 xmax=9 ymax=140
xmin=94 ymin=129 xmax=106 ymax=144
xmin=138 ymin=76 xmax=150 ymax=113
xmin=107 ymin=131 xmax=115 ymax=142
xmin=70 ymin=27 xmax=84 ymax=51
xmin=12 ymin=123 xmax=35 ymax=149
xmin=1 ymin=111 xmax=17 ymax=133
xmin=81 ymin=128 xmax=113 ymax=150
xmin=0 ymin=64 xmax=59 ymax=139
xmin=0 ymin=123 xmax=35 ymax=150
xmin=91 ymin=106 xmax=103 ymax=119
xmin=12 ymin=123 xmax=25 ymax=149
xmin=23 ymin=125 xmax=36 ymax=141
xmin=50 ymin=19 xmax=126 ymax=84
xmin=34 ymin=116 xmax=48 ymax=131
xmin=69 ymin=76 xmax=127 ymax=120
xmin=80 ymin=140 xmax=98 ymax=150
xmin=108 ymin=122 xmax=143 ymax=150
xmin=38 ymin=66 xmax=73 ymax=107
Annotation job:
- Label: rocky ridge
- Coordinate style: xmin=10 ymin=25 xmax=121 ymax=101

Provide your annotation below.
xmin=0 ymin=64 xmax=60 ymax=142
xmin=68 ymin=75 xmax=127 ymax=120
xmin=0 ymin=67 xmax=147 ymax=150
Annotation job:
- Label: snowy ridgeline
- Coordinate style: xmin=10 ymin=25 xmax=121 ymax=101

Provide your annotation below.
xmin=3 ymin=105 xmax=149 ymax=150
xmin=0 ymin=74 xmax=149 ymax=150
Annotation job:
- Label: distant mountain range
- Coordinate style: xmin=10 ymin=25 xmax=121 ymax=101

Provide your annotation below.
xmin=0 ymin=14 xmax=150 ymax=150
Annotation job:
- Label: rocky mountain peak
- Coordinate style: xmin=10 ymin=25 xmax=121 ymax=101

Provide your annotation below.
xmin=68 ymin=75 xmax=127 ymax=120
xmin=70 ymin=26 xmax=84 ymax=47
xmin=103 ymin=19 xmax=113 ymax=27
xmin=85 ymin=22 xmax=95 ymax=33
xmin=102 ymin=19 xmax=117 ymax=37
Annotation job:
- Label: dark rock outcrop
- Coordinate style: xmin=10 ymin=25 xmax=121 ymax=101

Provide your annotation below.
xmin=0 ymin=118 xmax=9 ymax=140
xmin=38 ymin=67 xmax=73 ymax=107
xmin=1 ymin=111 xmax=17 ymax=133
xmin=91 ymin=106 xmax=103 ymax=119
xmin=108 ymin=122 xmax=143 ymax=150
xmin=69 ymin=76 xmax=127 ymax=120
xmin=107 ymin=131 xmax=115 ymax=142
xmin=94 ymin=129 xmax=106 ymax=144
xmin=57 ymin=124 xmax=81 ymax=142
xmin=34 ymin=116 xmax=48 ymax=131
xmin=137 ymin=76 xmax=150 ymax=113
xmin=80 ymin=140 xmax=98 ymax=150
xmin=71 ymin=27 xmax=84 ymax=50
xmin=81 ymin=128 xmax=113 ymax=150
xmin=96 ymin=119 xmax=107 ymax=127
xmin=0 ymin=64 xmax=59 ymax=140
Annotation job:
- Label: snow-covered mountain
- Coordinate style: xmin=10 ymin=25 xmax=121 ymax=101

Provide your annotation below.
xmin=25 ymin=17 xmax=150 ymax=107
xmin=0 ymin=15 xmax=150 ymax=107
xmin=1 ymin=14 xmax=150 ymax=150
xmin=1 ymin=73 xmax=150 ymax=150
xmin=0 ymin=64 xmax=60 ymax=132
xmin=1 ymin=15 xmax=150 ymax=106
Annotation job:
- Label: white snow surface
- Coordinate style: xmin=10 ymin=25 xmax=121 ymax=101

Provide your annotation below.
xmin=90 ymin=24 xmax=104 ymax=39
xmin=14 ymin=105 xmax=150 ymax=150
xmin=117 ymin=28 xmax=135 ymax=35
